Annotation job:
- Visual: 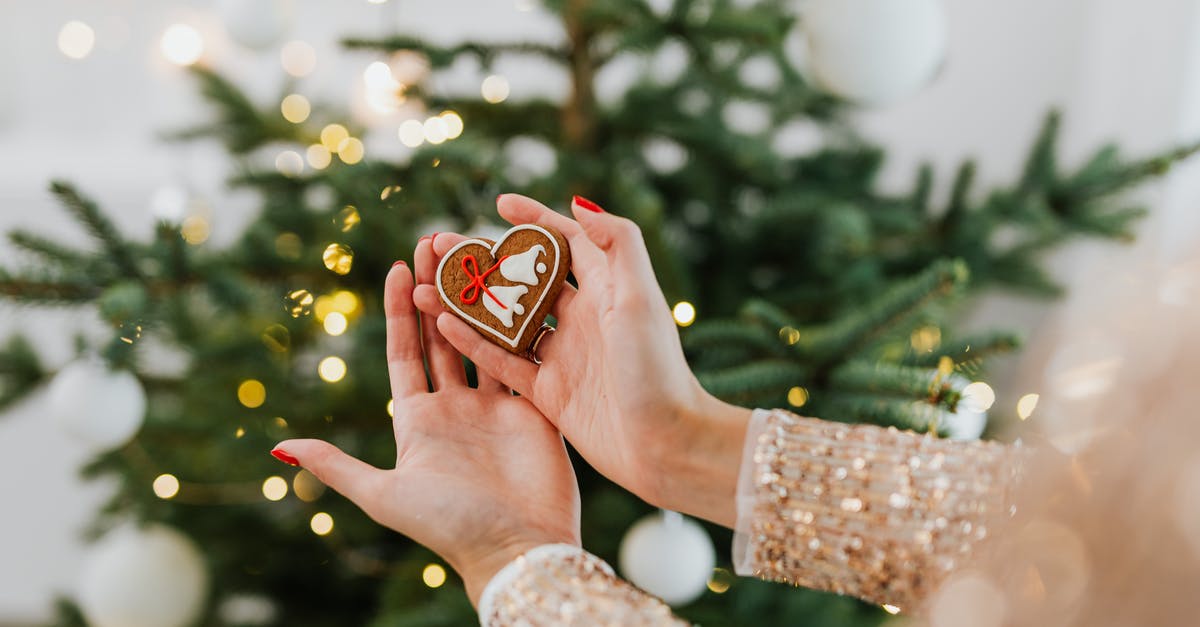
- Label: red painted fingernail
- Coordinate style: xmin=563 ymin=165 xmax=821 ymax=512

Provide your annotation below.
xmin=392 ymin=260 xmax=407 ymax=267
xmin=271 ymin=449 xmax=300 ymax=466
xmin=573 ymin=195 xmax=604 ymax=213
xmin=496 ymin=193 xmax=505 ymax=203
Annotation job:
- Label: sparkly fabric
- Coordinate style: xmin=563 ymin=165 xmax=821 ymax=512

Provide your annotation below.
xmin=733 ymin=408 xmax=1023 ymax=611
xmin=479 ymin=543 xmax=686 ymax=626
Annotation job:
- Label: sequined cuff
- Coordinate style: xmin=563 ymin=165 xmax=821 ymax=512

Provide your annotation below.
xmin=733 ymin=408 xmax=1022 ymax=611
xmin=478 ymin=543 xmax=687 ymax=626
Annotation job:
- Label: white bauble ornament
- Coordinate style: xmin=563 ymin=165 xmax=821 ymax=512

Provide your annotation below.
xmin=942 ymin=407 xmax=987 ymax=441
xmin=216 ymin=0 xmax=293 ymax=51
xmin=49 ymin=357 xmax=146 ymax=452
xmin=79 ymin=524 xmax=209 ymax=627
xmin=618 ymin=511 xmax=715 ymax=606
xmin=799 ymin=0 xmax=947 ymax=105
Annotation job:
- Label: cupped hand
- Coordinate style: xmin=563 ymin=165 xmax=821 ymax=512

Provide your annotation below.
xmin=273 ymin=237 xmax=580 ymax=605
xmin=412 ymin=195 xmax=750 ymax=528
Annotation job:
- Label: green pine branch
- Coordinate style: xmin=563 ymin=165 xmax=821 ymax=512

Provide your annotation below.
xmin=50 ymin=181 xmax=142 ymax=280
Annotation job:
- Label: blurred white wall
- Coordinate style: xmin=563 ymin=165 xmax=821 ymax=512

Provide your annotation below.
xmin=2 ymin=0 xmax=1199 ymax=622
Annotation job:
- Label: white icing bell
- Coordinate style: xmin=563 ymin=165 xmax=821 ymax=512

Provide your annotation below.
xmin=482 ymin=285 xmax=529 ymax=328
xmin=499 ymin=245 xmax=547 ymax=286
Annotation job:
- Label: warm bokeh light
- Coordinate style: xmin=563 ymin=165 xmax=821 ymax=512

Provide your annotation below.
xmin=337 ymin=137 xmax=364 ymax=164
xmin=306 ymin=144 xmax=332 ymax=169
xmin=335 ymin=205 xmax=361 ymax=232
xmin=440 ymin=111 xmax=464 ymax=139
xmin=322 ymin=243 xmax=354 ymax=275
xmin=672 ymin=301 xmax=696 ymax=327
xmin=320 ymin=124 xmax=350 ymax=152
xmin=237 ymin=379 xmax=267 ymax=408
xmin=293 ymin=469 xmax=326 ymax=502
xmin=262 ymin=476 xmax=288 ymax=501
xmin=310 ymin=512 xmax=334 ymax=535
xmin=235 ymin=426 xmax=246 ymax=438
xmin=422 ymin=563 xmax=447 ymax=588
xmin=180 ymin=216 xmax=210 ymax=245
xmin=387 ymin=399 xmax=394 ymax=417
xmin=318 ymin=356 xmax=347 ymax=383
xmin=275 ymin=233 xmax=302 ymax=259
xmin=779 ymin=326 xmax=800 ymax=345
xmin=280 ymin=94 xmax=311 ymax=123
xmin=275 ymin=150 xmax=304 ymax=177
xmin=331 ymin=290 xmax=360 ymax=315
xmin=423 ymin=116 xmax=449 ymax=144
xmin=152 ymin=474 xmax=180 ymax=499
xmin=961 ymin=381 xmax=996 ymax=412
xmin=707 ymin=568 xmax=733 ymax=593
xmin=323 ymin=312 xmax=348 ymax=336
xmin=787 ymin=386 xmax=809 ymax=407
xmin=280 ymin=40 xmax=317 ymax=77
xmin=910 ymin=325 xmax=942 ymax=353
xmin=161 ymin=24 xmax=203 ymax=66
xmin=882 ymin=604 xmax=901 ymax=615
xmin=58 ymin=21 xmax=96 ymax=60
xmin=398 ymin=119 xmax=425 ymax=147
xmin=481 ymin=74 xmax=510 ymax=103
xmin=285 ymin=289 xmax=314 ymax=318
xmin=1017 ymin=393 xmax=1040 ymax=420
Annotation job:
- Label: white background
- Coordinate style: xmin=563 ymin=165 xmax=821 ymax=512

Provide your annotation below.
xmin=2 ymin=0 xmax=1200 ymax=622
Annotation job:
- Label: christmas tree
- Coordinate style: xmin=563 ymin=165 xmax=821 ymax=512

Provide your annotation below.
xmin=3 ymin=1 xmax=1197 ymax=625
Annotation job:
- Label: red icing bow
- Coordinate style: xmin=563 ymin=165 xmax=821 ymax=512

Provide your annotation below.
xmin=459 ymin=254 xmax=510 ymax=308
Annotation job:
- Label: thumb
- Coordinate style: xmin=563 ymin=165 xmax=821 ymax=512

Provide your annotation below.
xmin=271 ymin=439 xmax=384 ymax=507
xmin=570 ymin=195 xmax=665 ymax=309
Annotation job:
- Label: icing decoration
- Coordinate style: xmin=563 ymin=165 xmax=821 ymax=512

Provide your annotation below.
xmin=499 ymin=245 xmax=547 ymax=286
xmin=482 ymin=285 xmax=529 ymax=327
xmin=459 ymin=254 xmax=510 ymax=308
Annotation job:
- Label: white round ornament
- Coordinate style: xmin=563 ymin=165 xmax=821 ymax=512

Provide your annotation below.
xmin=79 ymin=524 xmax=209 ymax=627
xmin=216 ymin=0 xmax=294 ymax=51
xmin=799 ymin=0 xmax=947 ymax=105
xmin=618 ymin=511 xmax=715 ymax=606
xmin=49 ymin=357 xmax=146 ymax=452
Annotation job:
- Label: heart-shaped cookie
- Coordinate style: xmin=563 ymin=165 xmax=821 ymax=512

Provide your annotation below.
xmin=435 ymin=224 xmax=571 ymax=357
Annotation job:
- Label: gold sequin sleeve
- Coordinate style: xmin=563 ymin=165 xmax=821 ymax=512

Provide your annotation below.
xmin=733 ymin=408 xmax=1023 ymax=611
xmin=478 ymin=543 xmax=689 ymax=627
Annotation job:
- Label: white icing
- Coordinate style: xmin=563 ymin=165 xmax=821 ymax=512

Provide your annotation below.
xmin=499 ymin=244 xmax=547 ymax=286
xmin=481 ymin=285 xmax=529 ymax=328
xmin=435 ymin=225 xmax=562 ymax=348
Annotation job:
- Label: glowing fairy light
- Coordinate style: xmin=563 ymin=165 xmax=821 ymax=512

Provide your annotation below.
xmin=422 ymin=563 xmax=447 ymax=588
xmin=323 ymin=312 xmax=348 ymax=336
xmin=961 ymin=382 xmax=996 ymax=412
xmin=398 ymin=119 xmax=425 ymax=147
xmin=882 ymin=604 xmax=901 ymax=615
xmin=284 ymin=289 xmax=314 ymax=318
xmin=306 ymin=144 xmax=332 ymax=169
xmin=779 ymin=326 xmax=800 ymax=345
xmin=322 ymin=243 xmax=354 ymax=275
xmin=1017 ymin=393 xmax=1039 ymax=420
xmin=672 ymin=301 xmax=696 ymax=327
xmin=161 ymin=24 xmax=203 ymax=66
xmin=336 ymin=137 xmax=364 ymax=164
xmin=422 ymin=116 xmax=449 ymax=144
xmin=310 ymin=512 xmax=334 ymax=535
xmin=280 ymin=94 xmax=311 ymax=123
xmin=58 ymin=21 xmax=95 ymax=59
xmin=275 ymin=151 xmax=304 ymax=177
xmin=280 ymin=40 xmax=316 ymax=77
xmin=262 ymin=476 xmax=288 ymax=501
xmin=237 ymin=379 xmax=266 ymax=408
xmin=440 ymin=111 xmax=464 ymax=139
xmin=320 ymin=124 xmax=350 ymax=152
xmin=152 ymin=474 xmax=180 ymax=499
xmin=481 ymin=75 xmax=510 ymax=103
xmin=318 ymin=356 xmax=347 ymax=383
xmin=387 ymin=399 xmax=394 ymax=417
xmin=787 ymin=386 xmax=809 ymax=408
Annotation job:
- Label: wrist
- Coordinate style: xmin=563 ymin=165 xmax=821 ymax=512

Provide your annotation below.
xmin=653 ymin=386 xmax=752 ymax=528
xmin=455 ymin=532 xmax=579 ymax=608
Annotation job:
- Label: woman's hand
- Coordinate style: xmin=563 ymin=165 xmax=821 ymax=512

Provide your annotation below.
xmin=412 ymin=195 xmax=751 ymax=528
xmin=272 ymin=238 xmax=580 ymax=606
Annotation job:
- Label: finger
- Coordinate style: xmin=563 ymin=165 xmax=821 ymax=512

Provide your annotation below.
xmin=570 ymin=196 xmax=667 ymax=310
xmin=435 ymin=313 xmax=538 ymax=399
xmin=429 ymin=231 xmax=469 ymax=257
xmin=416 ymin=238 xmax=466 ymax=388
xmin=496 ymin=194 xmax=609 ymax=292
xmin=384 ymin=262 xmax=428 ymax=397
xmin=473 ymin=366 xmax=508 ymax=394
xmin=272 ymin=439 xmax=385 ymax=507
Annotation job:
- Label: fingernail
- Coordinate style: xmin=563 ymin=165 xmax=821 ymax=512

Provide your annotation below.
xmin=496 ymin=193 xmax=505 ymax=203
xmin=271 ymin=449 xmax=300 ymax=466
xmin=392 ymin=260 xmax=407 ymax=268
xmin=573 ymin=195 xmax=604 ymax=213
xmin=431 ymin=232 xmax=440 ymax=245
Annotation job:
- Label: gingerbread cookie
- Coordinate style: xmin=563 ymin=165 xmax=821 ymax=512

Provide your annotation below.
xmin=435 ymin=224 xmax=571 ymax=357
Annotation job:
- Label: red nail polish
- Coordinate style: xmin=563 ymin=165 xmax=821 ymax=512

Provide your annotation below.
xmin=392 ymin=260 xmax=407 ymax=267
xmin=573 ymin=195 xmax=604 ymax=213
xmin=496 ymin=194 xmax=504 ymax=203
xmin=271 ymin=449 xmax=300 ymax=466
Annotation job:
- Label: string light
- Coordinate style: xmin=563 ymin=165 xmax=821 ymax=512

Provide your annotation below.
xmin=787 ymin=386 xmax=809 ymax=407
xmin=398 ymin=120 xmax=424 ymax=147
xmin=280 ymin=40 xmax=317 ymax=77
xmin=422 ymin=563 xmax=447 ymax=588
xmin=322 ymin=243 xmax=354 ymax=275
xmin=262 ymin=476 xmax=288 ymax=501
xmin=280 ymin=94 xmax=311 ymax=123
xmin=58 ymin=21 xmax=96 ymax=60
xmin=153 ymin=474 xmax=180 ymax=499
xmin=161 ymin=24 xmax=203 ymax=66
xmin=237 ymin=379 xmax=267 ymax=408
xmin=1017 ymin=393 xmax=1039 ymax=420
xmin=320 ymin=124 xmax=350 ymax=152
xmin=310 ymin=512 xmax=334 ymax=535
xmin=323 ymin=312 xmax=348 ymax=336
xmin=306 ymin=144 xmax=332 ymax=169
xmin=318 ymin=356 xmax=347 ymax=383
xmin=440 ymin=111 xmax=464 ymax=139
xmin=481 ymin=75 xmax=510 ymax=103
xmin=275 ymin=151 xmax=305 ymax=177
xmin=672 ymin=301 xmax=696 ymax=327
xmin=336 ymin=137 xmax=364 ymax=164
